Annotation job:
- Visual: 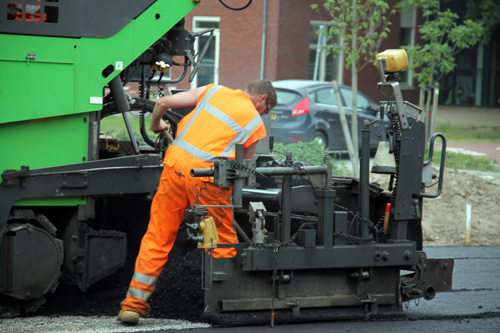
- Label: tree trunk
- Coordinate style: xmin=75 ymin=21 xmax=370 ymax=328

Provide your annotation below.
xmin=425 ymin=88 xmax=432 ymax=140
xmin=332 ymin=80 xmax=356 ymax=174
xmin=350 ymin=0 xmax=359 ymax=177
xmin=431 ymin=83 xmax=440 ymax=135
xmin=351 ymin=63 xmax=359 ymax=178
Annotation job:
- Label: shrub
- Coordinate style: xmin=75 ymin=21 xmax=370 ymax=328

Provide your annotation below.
xmin=271 ymin=141 xmax=351 ymax=176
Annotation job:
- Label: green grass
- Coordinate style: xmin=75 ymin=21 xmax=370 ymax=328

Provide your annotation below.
xmin=435 ymin=123 xmax=500 ymax=142
xmin=100 ymin=115 xmax=156 ymax=145
xmin=429 ymin=149 xmax=498 ymax=172
xmin=433 ymin=121 xmax=499 ymax=172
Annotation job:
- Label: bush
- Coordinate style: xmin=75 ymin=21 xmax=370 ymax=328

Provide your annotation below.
xmin=271 ymin=141 xmax=350 ymax=176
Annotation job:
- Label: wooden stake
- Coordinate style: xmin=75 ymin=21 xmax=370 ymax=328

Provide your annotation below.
xmin=383 ymin=203 xmax=391 ymax=233
xmin=465 ymin=204 xmax=472 ymax=246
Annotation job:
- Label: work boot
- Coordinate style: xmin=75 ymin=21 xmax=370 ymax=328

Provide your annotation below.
xmin=117 ymin=310 xmax=140 ymax=325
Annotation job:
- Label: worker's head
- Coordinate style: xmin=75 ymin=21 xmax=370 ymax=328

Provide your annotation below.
xmin=244 ymin=80 xmax=277 ymax=116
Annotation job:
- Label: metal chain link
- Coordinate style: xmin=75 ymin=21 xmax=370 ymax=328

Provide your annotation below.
xmin=332 ymin=204 xmax=379 ymax=243
xmin=229 ymin=160 xmax=268 ymax=179
xmin=249 ymin=234 xmax=298 ymax=327
xmin=363 ymin=293 xmax=374 ymax=320
xmin=191 ymin=166 xmax=214 ymax=208
xmin=290 ymin=162 xmax=380 ymax=242
xmin=270 ymin=243 xmax=279 ymax=327
xmin=292 ymin=162 xmax=319 ymax=204
xmin=334 ymin=231 xmax=374 ymax=243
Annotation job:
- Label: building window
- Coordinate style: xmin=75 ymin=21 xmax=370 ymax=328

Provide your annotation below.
xmin=191 ymin=16 xmax=220 ymax=89
xmin=308 ymin=21 xmax=341 ymax=83
xmin=399 ymin=6 xmax=416 ymax=88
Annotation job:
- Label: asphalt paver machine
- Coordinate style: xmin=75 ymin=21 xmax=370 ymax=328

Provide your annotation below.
xmin=0 ymin=0 xmax=452 ymax=324
xmin=191 ymin=49 xmax=452 ymax=325
xmin=0 ymin=0 xmax=207 ymax=317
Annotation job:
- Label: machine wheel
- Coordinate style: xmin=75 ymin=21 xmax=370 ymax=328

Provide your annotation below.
xmin=0 ymin=209 xmax=63 ymax=318
xmin=311 ymin=131 xmax=328 ymax=146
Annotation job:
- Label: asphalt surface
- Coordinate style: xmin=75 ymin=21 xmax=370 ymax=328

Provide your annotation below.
xmin=2 ymin=246 xmax=498 ymax=332
xmin=405 ymin=247 xmax=500 ymax=319
xmin=164 ymin=246 xmax=500 ymax=333
xmin=151 ymin=246 xmax=500 ymax=333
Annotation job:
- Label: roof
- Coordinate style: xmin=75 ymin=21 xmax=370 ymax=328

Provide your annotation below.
xmin=272 ymin=80 xmax=346 ymax=90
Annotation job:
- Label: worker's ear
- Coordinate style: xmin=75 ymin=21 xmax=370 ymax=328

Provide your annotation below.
xmin=248 ymin=93 xmax=260 ymax=106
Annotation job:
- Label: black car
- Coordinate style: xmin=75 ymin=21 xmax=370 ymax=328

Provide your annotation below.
xmin=270 ymin=80 xmax=386 ymax=152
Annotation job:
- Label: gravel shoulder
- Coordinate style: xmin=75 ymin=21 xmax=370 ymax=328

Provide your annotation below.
xmin=423 ymin=106 xmax=500 ymax=247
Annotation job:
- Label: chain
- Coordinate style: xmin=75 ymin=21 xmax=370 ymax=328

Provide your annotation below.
xmin=191 ymin=166 xmax=214 ymax=208
xmin=288 ymin=161 xmax=381 ymax=242
xmin=403 ymin=297 xmax=420 ymax=310
xmin=270 ymin=243 xmax=279 ymax=327
xmin=292 ymin=162 xmax=319 ymax=204
xmin=332 ymin=203 xmax=379 ymax=243
xmin=363 ymin=293 xmax=374 ymax=320
xmin=334 ymin=231 xmax=373 ymax=243
xmin=387 ymin=111 xmax=401 ymax=209
xmin=360 ymin=216 xmax=379 ymax=234
xmin=289 ymin=162 xmax=378 ymax=241
xmin=229 ymin=160 xmax=268 ymax=179
xmin=248 ymin=233 xmax=297 ymax=250
xmin=248 ymin=234 xmax=297 ymax=327
xmin=157 ymin=86 xmax=165 ymax=98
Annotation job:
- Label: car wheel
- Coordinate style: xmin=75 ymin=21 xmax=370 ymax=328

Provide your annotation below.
xmin=311 ymin=131 xmax=327 ymax=146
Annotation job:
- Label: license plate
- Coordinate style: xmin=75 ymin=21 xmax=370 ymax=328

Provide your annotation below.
xmin=271 ymin=113 xmax=277 ymax=120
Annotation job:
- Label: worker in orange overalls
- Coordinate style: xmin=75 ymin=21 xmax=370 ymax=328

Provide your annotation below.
xmin=7 ymin=1 xmax=46 ymax=22
xmin=118 ymin=80 xmax=277 ymax=325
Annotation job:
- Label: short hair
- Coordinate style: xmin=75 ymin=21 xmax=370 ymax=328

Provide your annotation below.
xmin=245 ymin=79 xmax=277 ymax=109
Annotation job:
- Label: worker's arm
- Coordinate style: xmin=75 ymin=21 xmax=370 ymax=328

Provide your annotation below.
xmin=150 ymin=86 xmax=206 ymax=133
xmin=243 ymin=141 xmax=259 ymax=160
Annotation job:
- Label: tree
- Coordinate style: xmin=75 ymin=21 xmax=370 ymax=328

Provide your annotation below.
xmin=401 ymin=0 xmax=483 ymax=89
xmin=400 ymin=0 xmax=484 ymax=133
xmin=464 ymin=0 xmax=500 ymax=44
xmin=312 ymin=0 xmax=394 ymax=177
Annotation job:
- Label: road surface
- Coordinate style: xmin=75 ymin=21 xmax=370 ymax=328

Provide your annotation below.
xmin=2 ymin=247 xmax=499 ymax=333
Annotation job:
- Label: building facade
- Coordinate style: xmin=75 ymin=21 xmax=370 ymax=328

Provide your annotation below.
xmin=438 ymin=1 xmax=500 ymax=107
xmin=170 ymin=0 xmax=498 ymax=108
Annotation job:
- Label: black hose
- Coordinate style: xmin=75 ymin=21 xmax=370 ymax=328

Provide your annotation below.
xmin=139 ymin=110 xmax=156 ymax=147
xmin=219 ymin=0 xmax=252 ymax=11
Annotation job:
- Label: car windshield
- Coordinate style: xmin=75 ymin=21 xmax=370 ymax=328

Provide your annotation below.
xmin=276 ymin=89 xmax=300 ymax=106
xmin=308 ymin=87 xmax=338 ymax=106
xmin=340 ymin=87 xmax=371 ymax=110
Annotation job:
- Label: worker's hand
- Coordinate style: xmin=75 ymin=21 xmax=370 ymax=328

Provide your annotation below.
xmin=150 ymin=118 xmax=170 ymax=134
xmin=150 ymin=86 xmax=206 ymax=133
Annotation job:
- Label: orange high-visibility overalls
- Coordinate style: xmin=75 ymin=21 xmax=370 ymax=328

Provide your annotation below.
xmin=7 ymin=1 xmax=46 ymax=22
xmin=121 ymin=84 xmax=266 ymax=317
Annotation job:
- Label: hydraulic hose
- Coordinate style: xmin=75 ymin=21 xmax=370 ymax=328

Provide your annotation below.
xmin=139 ymin=111 xmax=156 ymax=148
xmin=218 ymin=0 xmax=252 ymax=11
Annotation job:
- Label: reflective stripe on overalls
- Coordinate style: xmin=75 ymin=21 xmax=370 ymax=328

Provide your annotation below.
xmin=126 ymin=271 xmax=157 ymax=301
xmin=172 ymin=85 xmax=263 ymax=162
